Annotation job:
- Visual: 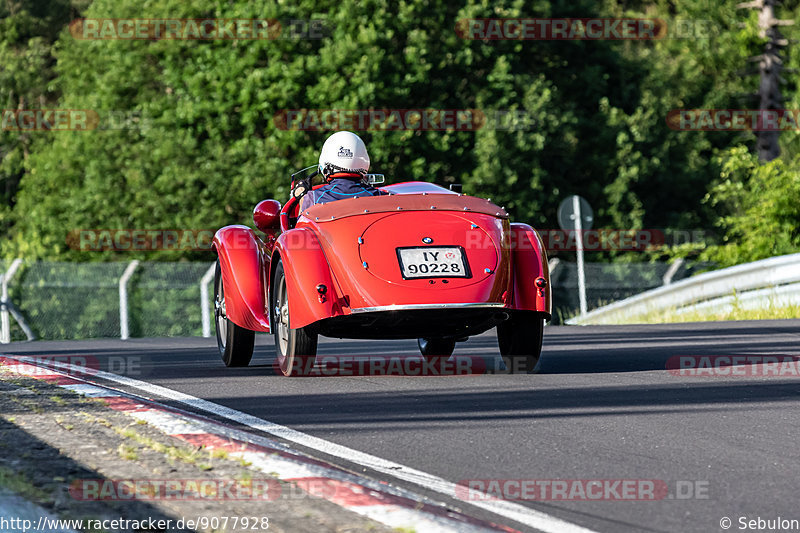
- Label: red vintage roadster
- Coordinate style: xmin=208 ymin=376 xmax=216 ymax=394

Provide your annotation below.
xmin=212 ymin=168 xmax=551 ymax=376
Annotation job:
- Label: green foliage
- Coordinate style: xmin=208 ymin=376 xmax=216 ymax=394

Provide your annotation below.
xmin=0 ymin=0 xmax=799 ymax=268
xmin=701 ymin=146 xmax=800 ymax=266
xmin=0 ymin=0 xmax=78 ymax=239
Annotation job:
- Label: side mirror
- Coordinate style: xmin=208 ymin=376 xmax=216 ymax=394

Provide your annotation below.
xmin=253 ymin=199 xmax=281 ymax=233
xmin=366 ymin=173 xmax=384 ymax=185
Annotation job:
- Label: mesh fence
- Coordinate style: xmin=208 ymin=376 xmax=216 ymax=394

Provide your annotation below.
xmin=2 ymin=261 xmax=214 ymax=341
xmin=548 ymin=260 xmax=709 ymax=323
xmin=11 ymin=262 xmax=127 ymax=340
xmin=1 ymin=260 xmax=695 ymax=340
xmin=130 ymin=262 xmax=215 ymax=338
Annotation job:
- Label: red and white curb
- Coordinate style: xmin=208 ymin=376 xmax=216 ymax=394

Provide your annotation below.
xmin=0 ymin=356 xmax=516 ymax=533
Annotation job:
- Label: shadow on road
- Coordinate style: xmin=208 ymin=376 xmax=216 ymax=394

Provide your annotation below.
xmin=1 ymin=320 xmax=798 ymax=379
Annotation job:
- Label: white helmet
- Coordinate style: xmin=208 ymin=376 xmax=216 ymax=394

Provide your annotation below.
xmin=318 ymin=131 xmax=370 ymax=178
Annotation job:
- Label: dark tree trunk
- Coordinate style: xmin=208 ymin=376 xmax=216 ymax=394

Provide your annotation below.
xmin=740 ymin=0 xmax=792 ymax=161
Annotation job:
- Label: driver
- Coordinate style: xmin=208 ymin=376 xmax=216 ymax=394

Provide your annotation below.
xmin=300 ymin=131 xmax=385 ymax=211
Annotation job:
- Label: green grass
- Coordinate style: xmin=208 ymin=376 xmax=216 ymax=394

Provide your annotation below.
xmin=210 ymin=448 xmax=229 ymax=460
xmin=117 ymin=444 xmax=139 ymax=461
xmin=0 ymin=465 xmax=50 ymax=503
xmin=625 ymin=303 xmax=800 ymax=324
xmin=49 ymin=395 xmax=66 ymax=405
xmin=577 ymin=291 xmax=800 ymax=324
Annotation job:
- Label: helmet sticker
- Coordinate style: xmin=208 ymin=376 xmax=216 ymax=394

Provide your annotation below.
xmin=338 ymin=146 xmax=353 ymax=158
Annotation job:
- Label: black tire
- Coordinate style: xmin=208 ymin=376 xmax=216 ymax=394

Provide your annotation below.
xmin=417 ymin=338 xmax=456 ymax=359
xmin=214 ymin=259 xmax=255 ymax=367
xmin=272 ymin=260 xmax=318 ymax=376
xmin=496 ymin=312 xmax=544 ymax=374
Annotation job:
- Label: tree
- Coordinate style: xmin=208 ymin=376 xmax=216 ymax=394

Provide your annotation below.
xmin=4 ymin=0 xmax=798 ymax=264
xmin=0 ymin=0 xmax=79 ymax=240
xmin=702 ymin=145 xmax=800 ymax=265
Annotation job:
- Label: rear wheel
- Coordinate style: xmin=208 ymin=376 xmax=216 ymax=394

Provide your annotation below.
xmin=214 ymin=259 xmax=255 ymax=367
xmin=417 ymin=338 xmax=456 ymax=359
xmin=273 ymin=260 xmax=318 ymax=376
xmin=496 ymin=312 xmax=544 ymax=374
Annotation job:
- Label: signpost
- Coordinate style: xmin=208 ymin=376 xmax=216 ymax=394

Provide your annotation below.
xmin=557 ymin=195 xmax=593 ymax=317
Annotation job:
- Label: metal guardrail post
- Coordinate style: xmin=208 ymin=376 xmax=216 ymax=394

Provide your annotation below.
xmin=6 ymin=303 xmax=35 ymax=342
xmin=662 ymin=258 xmax=684 ymax=285
xmin=119 ymin=260 xmax=140 ymax=340
xmin=0 ymin=268 xmax=7 ymax=344
xmin=572 ymin=196 xmax=588 ymax=317
xmin=548 ymin=257 xmax=560 ymax=276
xmin=1 ymin=259 xmax=23 ymax=344
xmin=200 ymin=263 xmax=216 ymax=338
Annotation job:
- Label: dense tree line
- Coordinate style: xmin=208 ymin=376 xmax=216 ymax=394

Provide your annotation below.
xmin=1 ymin=0 xmax=798 ymax=264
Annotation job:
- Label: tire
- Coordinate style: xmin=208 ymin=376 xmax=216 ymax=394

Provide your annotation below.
xmin=496 ymin=312 xmax=544 ymax=374
xmin=417 ymin=338 xmax=456 ymax=359
xmin=272 ymin=260 xmax=318 ymax=376
xmin=214 ymin=259 xmax=255 ymax=367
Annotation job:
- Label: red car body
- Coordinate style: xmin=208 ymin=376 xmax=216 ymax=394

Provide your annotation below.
xmin=213 ymin=181 xmax=551 ymax=375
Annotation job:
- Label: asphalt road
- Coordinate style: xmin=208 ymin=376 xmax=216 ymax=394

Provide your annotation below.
xmin=3 ymin=319 xmax=800 ymax=533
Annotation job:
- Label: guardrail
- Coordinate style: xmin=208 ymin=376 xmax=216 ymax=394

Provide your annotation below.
xmin=567 ymin=253 xmax=800 ymax=325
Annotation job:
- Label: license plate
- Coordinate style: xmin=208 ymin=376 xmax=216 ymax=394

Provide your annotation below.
xmin=396 ymin=247 xmax=470 ymax=279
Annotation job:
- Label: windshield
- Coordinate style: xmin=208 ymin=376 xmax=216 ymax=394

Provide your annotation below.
xmin=291 ymin=164 xmax=385 ymax=187
xmin=291 ymin=164 xmax=323 ymax=186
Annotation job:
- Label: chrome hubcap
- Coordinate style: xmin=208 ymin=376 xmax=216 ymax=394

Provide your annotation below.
xmin=215 ymin=278 xmax=227 ymax=344
xmin=277 ymin=278 xmax=290 ymax=355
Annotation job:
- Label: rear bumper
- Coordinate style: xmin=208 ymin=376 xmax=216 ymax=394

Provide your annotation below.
xmin=311 ymin=306 xmax=549 ymax=340
xmin=349 ymin=302 xmax=507 ymax=314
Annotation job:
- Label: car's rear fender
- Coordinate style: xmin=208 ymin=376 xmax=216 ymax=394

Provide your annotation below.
xmin=213 ymin=225 xmax=271 ymax=332
xmin=509 ymin=223 xmax=551 ymax=316
xmin=270 ymin=228 xmax=342 ymax=330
